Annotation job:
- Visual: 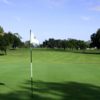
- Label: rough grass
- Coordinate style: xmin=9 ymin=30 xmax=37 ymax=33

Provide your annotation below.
xmin=0 ymin=48 xmax=100 ymax=100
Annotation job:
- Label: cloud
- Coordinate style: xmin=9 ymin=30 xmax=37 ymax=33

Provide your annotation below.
xmin=14 ymin=16 xmax=21 ymax=22
xmin=78 ymin=0 xmax=100 ymax=12
xmin=81 ymin=16 xmax=90 ymax=21
xmin=0 ymin=0 xmax=12 ymax=5
xmin=49 ymin=0 xmax=65 ymax=6
xmin=42 ymin=0 xmax=66 ymax=8
xmin=90 ymin=6 xmax=100 ymax=11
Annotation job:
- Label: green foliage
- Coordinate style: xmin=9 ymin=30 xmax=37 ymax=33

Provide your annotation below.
xmin=0 ymin=35 xmax=7 ymax=46
xmin=3 ymin=32 xmax=22 ymax=49
xmin=0 ymin=35 xmax=7 ymax=54
xmin=90 ymin=29 xmax=100 ymax=49
xmin=0 ymin=26 xmax=23 ymax=49
xmin=0 ymin=26 xmax=4 ymax=33
xmin=42 ymin=38 xmax=88 ymax=50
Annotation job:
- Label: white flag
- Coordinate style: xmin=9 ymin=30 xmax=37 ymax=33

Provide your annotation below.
xmin=30 ymin=33 xmax=39 ymax=46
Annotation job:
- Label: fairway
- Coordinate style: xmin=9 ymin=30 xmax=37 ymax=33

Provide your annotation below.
xmin=0 ymin=48 xmax=100 ymax=100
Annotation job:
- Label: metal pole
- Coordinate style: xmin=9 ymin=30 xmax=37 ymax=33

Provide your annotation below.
xmin=30 ymin=29 xmax=33 ymax=98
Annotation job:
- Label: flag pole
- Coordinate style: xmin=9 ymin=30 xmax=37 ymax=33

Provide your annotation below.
xmin=30 ymin=29 xmax=33 ymax=97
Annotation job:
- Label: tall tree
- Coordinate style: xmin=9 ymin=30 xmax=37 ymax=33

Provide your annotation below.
xmin=96 ymin=29 xmax=100 ymax=49
xmin=90 ymin=29 xmax=100 ymax=49
xmin=0 ymin=26 xmax=4 ymax=35
xmin=61 ymin=40 xmax=67 ymax=50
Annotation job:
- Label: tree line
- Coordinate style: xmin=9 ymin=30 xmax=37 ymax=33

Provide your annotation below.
xmin=41 ymin=38 xmax=89 ymax=50
xmin=0 ymin=25 xmax=100 ymax=54
xmin=0 ymin=26 xmax=23 ymax=54
xmin=41 ymin=29 xmax=100 ymax=50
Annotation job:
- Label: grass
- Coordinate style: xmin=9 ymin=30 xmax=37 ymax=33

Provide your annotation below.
xmin=0 ymin=48 xmax=100 ymax=100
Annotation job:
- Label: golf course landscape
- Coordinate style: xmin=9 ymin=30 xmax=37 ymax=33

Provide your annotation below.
xmin=0 ymin=48 xmax=100 ymax=100
xmin=1 ymin=0 xmax=100 ymax=99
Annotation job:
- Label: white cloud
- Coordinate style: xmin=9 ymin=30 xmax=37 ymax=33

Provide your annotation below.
xmin=78 ymin=0 xmax=100 ymax=12
xmin=90 ymin=6 xmax=100 ymax=11
xmin=42 ymin=0 xmax=66 ymax=8
xmin=0 ymin=0 xmax=12 ymax=5
xmin=0 ymin=0 xmax=14 ymax=6
xmin=49 ymin=0 xmax=65 ymax=5
xmin=14 ymin=16 xmax=21 ymax=22
xmin=81 ymin=16 xmax=90 ymax=21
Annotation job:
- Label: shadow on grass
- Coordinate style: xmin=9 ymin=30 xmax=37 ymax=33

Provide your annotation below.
xmin=81 ymin=52 xmax=100 ymax=55
xmin=32 ymin=48 xmax=100 ymax=55
xmin=0 ymin=81 xmax=100 ymax=100
xmin=0 ymin=83 xmax=5 ymax=85
xmin=0 ymin=53 xmax=5 ymax=56
xmin=72 ymin=50 xmax=100 ymax=55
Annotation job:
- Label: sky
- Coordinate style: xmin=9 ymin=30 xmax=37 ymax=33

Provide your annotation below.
xmin=0 ymin=0 xmax=100 ymax=43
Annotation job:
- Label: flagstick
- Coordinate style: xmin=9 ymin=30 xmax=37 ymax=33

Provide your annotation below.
xmin=30 ymin=29 xmax=33 ymax=98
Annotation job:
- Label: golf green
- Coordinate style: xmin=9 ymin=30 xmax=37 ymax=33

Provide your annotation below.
xmin=0 ymin=48 xmax=100 ymax=100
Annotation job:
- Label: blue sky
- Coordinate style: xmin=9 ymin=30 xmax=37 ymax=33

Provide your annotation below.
xmin=0 ymin=0 xmax=100 ymax=43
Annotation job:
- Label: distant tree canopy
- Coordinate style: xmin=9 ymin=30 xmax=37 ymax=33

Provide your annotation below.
xmin=3 ymin=32 xmax=23 ymax=49
xmin=1 ymin=25 xmax=100 ymax=51
xmin=90 ymin=29 xmax=100 ymax=49
xmin=41 ymin=38 xmax=88 ymax=50
xmin=0 ymin=26 xmax=4 ymax=36
xmin=0 ymin=26 xmax=23 ymax=52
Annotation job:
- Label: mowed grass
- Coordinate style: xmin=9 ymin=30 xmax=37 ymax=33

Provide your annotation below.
xmin=0 ymin=48 xmax=100 ymax=100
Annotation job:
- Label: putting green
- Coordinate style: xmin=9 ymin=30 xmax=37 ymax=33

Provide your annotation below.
xmin=0 ymin=48 xmax=100 ymax=100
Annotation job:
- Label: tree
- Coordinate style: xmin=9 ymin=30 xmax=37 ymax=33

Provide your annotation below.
xmin=90 ymin=33 xmax=96 ymax=48
xmin=48 ymin=38 xmax=55 ymax=48
xmin=77 ymin=40 xmax=87 ymax=50
xmin=14 ymin=33 xmax=22 ymax=40
xmin=43 ymin=40 xmax=48 ymax=48
xmin=3 ymin=32 xmax=22 ymax=49
xmin=0 ymin=26 xmax=4 ymax=36
xmin=0 ymin=35 xmax=7 ymax=54
xmin=0 ymin=35 xmax=7 ymax=46
xmin=41 ymin=38 xmax=87 ymax=50
xmin=12 ymin=35 xmax=21 ymax=49
xmin=96 ymin=29 xmax=100 ymax=49
xmin=90 ymin=29 xmax=100 ymax=49
xmin=0 ymin=25 xmax=23 ymax=52
xmin=61 ymin=40 xmax=67 ymax=50
xmin=67 ymin=39 xmax=77 ymax=50
xmin=55 ymin=39 xmax=62 ymax=48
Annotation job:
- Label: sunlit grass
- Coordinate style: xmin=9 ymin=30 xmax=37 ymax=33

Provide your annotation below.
xmin=0 ymin=48 xmax=100 ymax=99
